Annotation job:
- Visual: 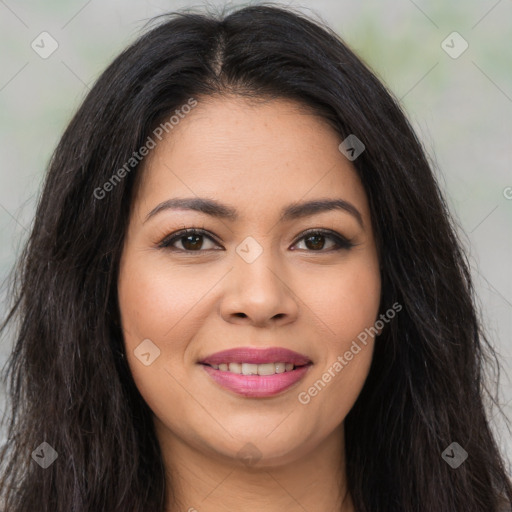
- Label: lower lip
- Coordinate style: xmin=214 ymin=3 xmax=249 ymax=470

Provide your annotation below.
xmin=201 ymin=364 xmax=311 ymax=398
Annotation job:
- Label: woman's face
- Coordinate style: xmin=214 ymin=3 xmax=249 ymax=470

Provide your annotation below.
xmin=118 ymin=95 xmax=381 ymax=468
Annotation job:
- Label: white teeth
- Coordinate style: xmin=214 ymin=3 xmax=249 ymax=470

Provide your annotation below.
xmin=228 ymin=362 xmax=242 ymax=374
xmin=257 ymin=363 xmax=275 ymax=376
xmin=241 ymin=363 xmax=258 ymax=375
xmin=211 ymin=362 xmax=300 ymax=375
xmin=274 ymin=363 xmax=286 ymax=374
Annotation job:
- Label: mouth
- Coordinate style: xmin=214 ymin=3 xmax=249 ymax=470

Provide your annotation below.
xmin=198 ymin=346 xmax=313 ymax=398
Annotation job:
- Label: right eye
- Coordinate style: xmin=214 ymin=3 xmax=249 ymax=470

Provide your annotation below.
xmin=158 ymin=228 xmax=222 ymax=252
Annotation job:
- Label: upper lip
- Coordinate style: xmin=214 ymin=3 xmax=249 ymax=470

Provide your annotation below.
xmin=199 ymin=347 xmax=312 ymax=366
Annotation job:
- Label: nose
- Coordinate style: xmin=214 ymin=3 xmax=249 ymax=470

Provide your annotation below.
xmin=219 ymin=243 xmax=299 ymax=328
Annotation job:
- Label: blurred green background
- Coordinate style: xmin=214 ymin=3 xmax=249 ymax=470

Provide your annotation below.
xmin=0 ymin=0 xmax=511 ymax=468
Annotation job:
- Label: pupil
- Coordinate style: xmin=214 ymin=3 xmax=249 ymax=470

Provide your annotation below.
xmin=306 ymin=234 xmax=324 ymax=250
xmin=183 ymin=235 xmax=202 ymax=250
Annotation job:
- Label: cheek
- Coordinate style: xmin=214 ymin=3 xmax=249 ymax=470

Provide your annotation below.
xmin=295 ymin=255 xmax=380 ymax=421
xmin=304 ymin=255 xmax=381 ymax=345
xmin=118 ymin=252 xmax=213 ymax=343
xmin=117 ymin=252 xmax=200 ymax=388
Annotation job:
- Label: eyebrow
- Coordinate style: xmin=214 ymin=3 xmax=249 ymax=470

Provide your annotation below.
xmin=144 ymin=197 xmax=364 ymax=228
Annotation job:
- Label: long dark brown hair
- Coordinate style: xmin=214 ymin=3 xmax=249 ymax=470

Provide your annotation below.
xmin=1 ymin=3 xmax=511 ymax=511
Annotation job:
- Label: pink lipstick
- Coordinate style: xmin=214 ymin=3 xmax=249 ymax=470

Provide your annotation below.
xmin=199 ymin=347 xmax=312 ymax=398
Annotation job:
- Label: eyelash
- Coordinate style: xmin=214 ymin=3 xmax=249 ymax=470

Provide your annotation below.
xmin=158 ymin=227 xmax=356 ymax=253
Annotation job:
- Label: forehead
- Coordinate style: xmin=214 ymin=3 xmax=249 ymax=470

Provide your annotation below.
xmin=133 ymin=95 xmax=370 ymax=223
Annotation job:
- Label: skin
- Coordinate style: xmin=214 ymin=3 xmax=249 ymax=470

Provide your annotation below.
xmin=118 ymin=95 xmax=381 ymax=512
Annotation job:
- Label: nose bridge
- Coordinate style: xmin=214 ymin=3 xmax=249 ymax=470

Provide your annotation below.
xmin=234 ymin=234 xmax=283 ymax=299
xmin=221 ymin=234 xmax=298 ymax=324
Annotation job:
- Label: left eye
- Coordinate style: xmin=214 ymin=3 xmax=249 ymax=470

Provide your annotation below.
xmin=293 ymin=230 xmax=354 ymax=251
xmin=159 ymin=228 xmax=354 ymax=252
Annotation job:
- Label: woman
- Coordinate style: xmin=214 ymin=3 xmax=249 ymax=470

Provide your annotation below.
xmin=1 ymin=3 xmax=511 ymax=511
